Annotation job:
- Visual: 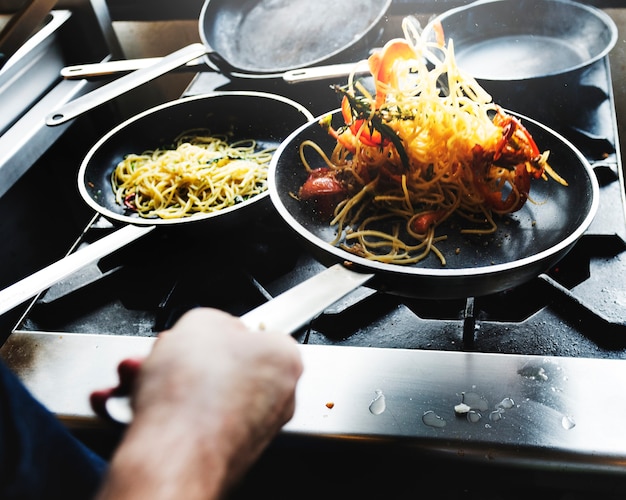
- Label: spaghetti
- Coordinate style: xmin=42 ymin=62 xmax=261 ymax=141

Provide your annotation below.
xmin=112 ymin=129 xmax=274 ymax=219
xmin=297 ymin=16 xmax=567 ymax=266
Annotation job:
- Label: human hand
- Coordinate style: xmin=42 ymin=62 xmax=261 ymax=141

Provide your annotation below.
xmin=96 ymin=307 xmax=303 ymax=500
xmin=90 ymin=357 xmax=143 ymax=422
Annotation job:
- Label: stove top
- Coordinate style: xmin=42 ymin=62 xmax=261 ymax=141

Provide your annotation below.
xmin=2 ymin=20 xmax=626 ymax=484
xmin=16 ymin=55 xmax=626 ymax=355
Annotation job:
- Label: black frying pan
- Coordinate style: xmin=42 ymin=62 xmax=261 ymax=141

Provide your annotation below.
xmin=46 ymin=0 xmax=391 ymax=125
xmin=200 ymin=0 xmax=390 ymax=75
xmin=268 ymin=109 xmax=599 ymax=299
xmin=420 ymin=0 xmax=617 ymax=125
xmin=0 ymin=91 xmax=314 ymax=316
xmin=78 ymin=91 xmax=313 ymax=227
xmin=422 ymin=0 xmax=616 ymax=82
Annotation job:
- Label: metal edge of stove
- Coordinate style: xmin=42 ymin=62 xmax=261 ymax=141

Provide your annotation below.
xmin=0 ymin=10 xmax=71 ymax=136
xmin=2 ymin=330 xmax=626 ymax=475
xmin=0 ymin=9 xmax=109 ymax=199
xmin=610 ymin=61 xmax=626 ymax=237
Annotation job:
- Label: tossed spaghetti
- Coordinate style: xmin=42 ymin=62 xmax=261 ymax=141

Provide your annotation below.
xmin=112 ymin=129 xmax=274 ymax=219
xmin=297 ymin=16 xmax=567 ymax=265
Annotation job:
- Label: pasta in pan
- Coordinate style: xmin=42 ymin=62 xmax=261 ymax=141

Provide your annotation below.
xmin=297 ymin=16 xmax=567 ymax=266
xmin=112 ymin=129 xmax=274 ymax=219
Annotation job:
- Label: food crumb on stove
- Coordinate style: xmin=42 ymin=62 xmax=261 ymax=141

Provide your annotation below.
xmin=325 ymin=402 xmax=335 ymax=409
xmin=455 ymin=247 xmax=460 ymax=255
xmin=454 ymin=402 xmax=471 ymax=415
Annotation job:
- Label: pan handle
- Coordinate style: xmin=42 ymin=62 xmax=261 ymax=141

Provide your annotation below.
xmin=45 ymin=43 xmax=209 ymax=126
xmin=61 ymin=56 xmax=206 ymax=79
xmin=0 ymin=224 xmax=155 ymax=317
xmin=61 ymin=58 xmax=371 ymax=83
xmin=101 ymin=262 xmax=374 ymax=425
xmin=282 ymin=60 xmax=370 ymax=83
xmin=239 ymin=263 xmax=374 ymax=333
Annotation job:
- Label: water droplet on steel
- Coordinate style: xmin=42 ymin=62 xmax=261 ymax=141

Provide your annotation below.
xmin=369 ymin=390 xmax=386 ymax=415
xmin=496 ymin=397 xmax=515 ymax=409
xmin=462 ymin=392 xmax=489 ymax=412
xmin=562 ymin=415 xmax=576 ymax=430
xmin=466 ymin=410 xmax=482 ymax=423
xmin=422 ymin=410 xmax=446 ymax=428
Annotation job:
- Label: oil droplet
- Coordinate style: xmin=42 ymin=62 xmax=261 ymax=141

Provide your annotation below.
xmin=422 ymin=410 xmax=447 ymax=428
xmin=496 ymin=397 xmax=515 ymax=410
xmin=562 ymin=415 xmax=576 ymax=430
xmin=466 ymin=410 xmax=482 ymax=423
xmin=368 ymin=390 xmax=386 ymax=415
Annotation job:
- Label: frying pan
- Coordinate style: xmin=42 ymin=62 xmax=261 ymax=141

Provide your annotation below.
xmin=45 ymin=0 xmax=391 ymax=125
xmin=420 ymin=0 xmax=617 ymax=121
xmin=268 ymin=109 xmax=599 ymax=299
xmin=0 ymin=91 xmax=314 ymax=316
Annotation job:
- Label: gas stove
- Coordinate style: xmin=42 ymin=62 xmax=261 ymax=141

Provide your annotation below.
xmin=2 ymin=11 xmax=626 ymax=496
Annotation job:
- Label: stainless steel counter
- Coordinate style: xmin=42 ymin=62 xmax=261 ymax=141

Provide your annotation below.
xmin=3 ymin=330 xmax=626 ymax=475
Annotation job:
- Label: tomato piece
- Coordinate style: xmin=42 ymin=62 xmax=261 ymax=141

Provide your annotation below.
xmin=410 ymin=210 xmax=447 ymax=234
xmin=299 ymin=168 xmax=347 ymax=219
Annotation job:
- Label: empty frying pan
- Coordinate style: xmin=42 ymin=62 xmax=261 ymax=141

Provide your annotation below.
xmin=420 ymin=0 xmax=617 ymax=120
xmin=46 ymin=0 xmax=391 ymax=125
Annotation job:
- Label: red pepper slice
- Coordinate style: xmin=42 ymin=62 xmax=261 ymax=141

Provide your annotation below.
xmin=341 ymin=96 xmax=386 ymax=148
xmin=368 ymin=39 xmax=418 ymax=108
xmin=410 ymin=209 xmax=447 ymax=234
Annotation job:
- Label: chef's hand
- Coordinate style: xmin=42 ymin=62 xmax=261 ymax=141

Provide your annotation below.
xmin=95 ymin=307 xmax=303 ymax=500
xmin=90 ymin=357 xmax=143 ymax=421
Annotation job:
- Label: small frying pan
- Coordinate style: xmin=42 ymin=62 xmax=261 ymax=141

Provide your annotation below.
xmin=46 ymin=0 xmax=391 ymax=125
xmin=268 ymin=109 xmax=599 ymax=299
xmin=0 ymin=91 xmax=314 ymax=316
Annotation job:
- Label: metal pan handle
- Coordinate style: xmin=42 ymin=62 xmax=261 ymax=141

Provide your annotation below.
xmin=282 ymin=60 xmax=370 ymax=83
xmin=102 ymin=262 xmax=374 ymax=424
xmin=239 ymin=263 xmax=374 ymax=333
xmin=61 ymin=57 xmax=205 ymax=79
xmin=45 ymin=43 xmax=209 ymax=126
xmin=61 ymin=59 xmax=370 ymax=84
xmin=0 ymin=224 xmax=155 ymax=317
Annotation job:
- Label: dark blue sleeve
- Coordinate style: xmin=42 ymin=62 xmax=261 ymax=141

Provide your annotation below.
xmin=0 ymin=359 xmax=107 ymax=499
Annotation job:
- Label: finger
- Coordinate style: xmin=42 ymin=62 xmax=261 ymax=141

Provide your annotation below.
xmin=116 ymin=357 xmax=144 ymax=393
